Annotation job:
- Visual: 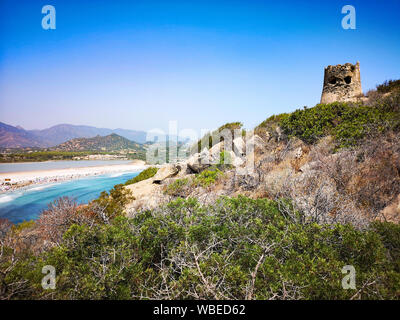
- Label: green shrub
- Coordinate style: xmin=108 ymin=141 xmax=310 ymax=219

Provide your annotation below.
xmin=10 ymin=196 xmax=398 ymax=300
xmin=257 ymin=113 xmax=290 ymax=131
xmin=193 ymin=168 xmax=223 ymax=187
xmin=164 ymin=178 xmax=190 ymax=196
xmin=124 ymin=167 xmax=158 ymax=185
xmin=377 ymin=79 xmax=400 ymax=94
xmin=165 ymin=168 xmax=223 ymax=196
xmin=218 ymin=151 xmax=233 ymax=169
xmin=256 ymin=89 xmax=400 ymax=148
xmin=11 ymin=220 xmax=36 ymax=233
xmin=278 ymin=99 xmax=400 ymax=147
xmin=92 ymin=183 xmax=133 ymax=219
xmin=193 ymin=122 xmax=243 ymax=153
xmin=371 ymin=221 xmax=400 ymax=272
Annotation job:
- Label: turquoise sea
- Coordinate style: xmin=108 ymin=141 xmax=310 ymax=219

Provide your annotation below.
xmin=0 ymin=171 xmax=140 ymax=224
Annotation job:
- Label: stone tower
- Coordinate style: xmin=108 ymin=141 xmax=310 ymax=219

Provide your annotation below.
xmin=320 ymin=62 xmax=363 ymax=104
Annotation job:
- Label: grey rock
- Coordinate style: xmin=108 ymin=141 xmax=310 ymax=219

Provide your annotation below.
xmin=153 ymin=164 xmax=180 ymax=184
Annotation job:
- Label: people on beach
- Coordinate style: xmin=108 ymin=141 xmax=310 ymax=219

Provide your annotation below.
xmin=0 ymin=171 xmax=104 ymax=193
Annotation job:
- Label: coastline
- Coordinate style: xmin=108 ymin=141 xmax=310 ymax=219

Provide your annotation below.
xmin=0 ymin=160 xmax=147 ymax=193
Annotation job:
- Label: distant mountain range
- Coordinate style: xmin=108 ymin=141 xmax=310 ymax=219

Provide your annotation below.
xmin=0 ymin=122 xmax=46 ymax=148
xmin=51 ymin=133 xmax=145 ymax=152
xmin=0 ymin=122 xmax=147 ymax=148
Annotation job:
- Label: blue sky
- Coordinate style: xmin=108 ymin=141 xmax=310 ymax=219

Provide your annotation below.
xmin=0 ymin=0 xmax=399 ymax=133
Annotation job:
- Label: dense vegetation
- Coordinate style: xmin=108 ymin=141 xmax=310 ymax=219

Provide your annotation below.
xmin=1 ymin=194 xmax=399 ymax=300
xmin=1 ymin=82 xmax=399 ymax=300
xmin=165 ymin=152 xmax=231 ymax=197
xmin=0 ymin=149 xmax=146 ymax=163
xmin=0 ymin=151 xmax=114 ymax=163
xmin=92 ymin=184 xmax=134 ymax=220
xmin=125 ymin=151 xmax=146 ymax=161
xmin=258 ymin=90 xmax=400 ymax=148
xmin=376 ymin=79 xmax=400 ymax=94
xmin=124 ymin=167 xmax=158 ymax=186
xmin=193 ymin=122 xmax=244 ymax=153
xmin=165 ymin=167 xmax=224 ymax=196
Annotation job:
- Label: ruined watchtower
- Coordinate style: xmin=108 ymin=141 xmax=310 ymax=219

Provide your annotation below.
xmin=320 ymin=62 xmax=363 ymax=104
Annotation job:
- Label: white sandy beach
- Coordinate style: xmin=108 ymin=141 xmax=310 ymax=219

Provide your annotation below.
xmin=0 ymin=160 xmax=147 ymax=192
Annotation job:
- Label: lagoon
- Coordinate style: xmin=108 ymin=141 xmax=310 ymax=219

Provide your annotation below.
xmin=0 ymin=160 xmax=132 ymax=173
xmin=0 ymin=171 xmax=140 ymax=224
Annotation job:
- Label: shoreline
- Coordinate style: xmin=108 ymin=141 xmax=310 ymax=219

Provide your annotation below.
xmin=0 ymin=158 xmax=133 ymax=165
xmin=0 ymin=160 xmax=147 ymax=193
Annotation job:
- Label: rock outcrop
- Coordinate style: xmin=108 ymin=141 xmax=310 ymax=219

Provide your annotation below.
xmin=126 ymin=134 xmax=266 ymax=212
xmin=187 ymin=148 xmax=212 ymax=173
xmin=125 ymin=125 xmax=400 ymax=226
xmin=152 ymin=164 xmax=180 ymax=184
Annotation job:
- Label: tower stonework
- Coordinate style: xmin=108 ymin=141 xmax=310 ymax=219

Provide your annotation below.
xmin=320 ymin=62 xmax=363 ymax=104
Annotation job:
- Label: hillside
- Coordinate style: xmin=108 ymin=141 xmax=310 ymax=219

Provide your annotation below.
xmin=123 ymin=83 xmax=400 ymax=227
xmin=0 ymin=123 xmax=148 ymax=148
xmin=51 ymin=133 xmax=145 ymax=152
xmin=1 ymin=81 xmax=399 ymax=300
xmin=29 ymin=124 xmax=147 ymax=146
xmin=0 ymin=122 xmax=45 ymax=148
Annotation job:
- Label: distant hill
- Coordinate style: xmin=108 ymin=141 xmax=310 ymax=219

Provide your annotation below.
xmin=51 ymin=133 xmax=145 ymax=152
xmin=0 ymin=122 xmax=46 ymax=148
xmin=29 ymin=124 xmax=147 ymax=145
xmin=0 ymin=122 xmax=148 ymax=148
xmin=0 ymin=122 xmax=192 ymax=149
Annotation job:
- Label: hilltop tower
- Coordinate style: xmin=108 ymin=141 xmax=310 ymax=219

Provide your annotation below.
xmin=320 ymin=62 xmax=363 ymax=104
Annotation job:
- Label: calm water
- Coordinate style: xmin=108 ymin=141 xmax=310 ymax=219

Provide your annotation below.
xmin=0 ymin=160 xmax=132 ymax=173
xmin=0 ymin=171 xmax=140 ymax=224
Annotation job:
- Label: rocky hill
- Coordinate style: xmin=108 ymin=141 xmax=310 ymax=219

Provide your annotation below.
xmin=51 ymin=133 xmax=145 ymax=152
xmin=0 ymin=122 xmax=45 ymax=148
xmin=125 ymin=83 xmax=400 ymax=224
xmin=1 ymin=80 xmax=399 ymax=301
xmin=0 ymin=123 xmax=147 ymax=148
xmin=29 ymin=124 xmax=147 ymax=146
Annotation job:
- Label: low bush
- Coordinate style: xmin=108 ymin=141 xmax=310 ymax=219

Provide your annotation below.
xmin=164 ymin=168 xmax=223 ymax=196
xmin=11 ymin=220 xmax=36 ymax=233
xmin=193 ymin=168 xmax=223 ymax=188
xmin=3 ymin=196 xmax=398 ymax=300
xmin=92 ymin=183 xmax=133 ymax=220
xmin=164 ymin=177 xmax=190 ymax=197
xmin=193 ymin=122 xmax=243 ymax=153
xmin=260 ymin=96 xmax=399 ymax=148
xmin=218 ymin=150 xmax=232 ymax=166
xmin=124 ymin=167 xmax=158 ymax=186
xmin=257 ymin=88 xmax=400 ymax=148
xmin=377 ymin=79 xmax=400 ymax=94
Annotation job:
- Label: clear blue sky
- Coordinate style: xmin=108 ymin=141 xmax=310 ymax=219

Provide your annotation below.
xmin=0 ymin=0 xmax=399 ymax=133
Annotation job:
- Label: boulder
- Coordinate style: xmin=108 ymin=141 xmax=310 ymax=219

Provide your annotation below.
xmin=247 ymin=134 xmax=265 ymax=149
xmin=187 ymin=149 xmax=211 ymax=173
xmin=245 ymin=151 xmax=255 ymax=169
xmin=233 ymin=137 xmax=246 ymax=156
xmin=229 ymin=150 xmax=244 ymax=167
xmin=380 ymin=194 xmax=400 ymax=223
xmin=209 ymin=141 xmax=224 ymax=163
xmin=174 ymin=162 xmax=191 ymax=177
xmin=275 ymin=126 xmax=283 ymax=142
xmin=152 ymin=164 xmax=180 ymax=184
